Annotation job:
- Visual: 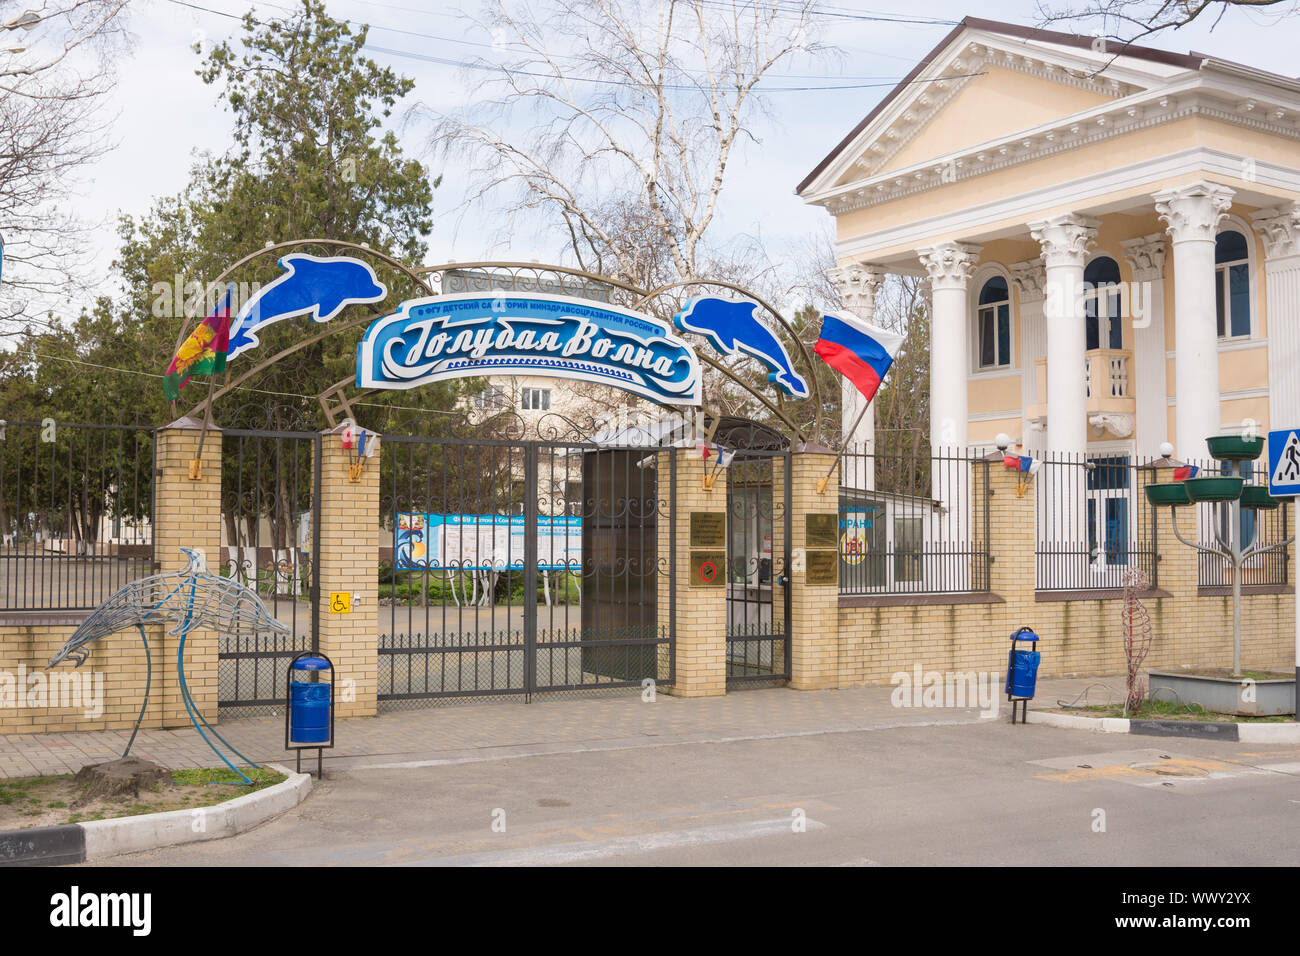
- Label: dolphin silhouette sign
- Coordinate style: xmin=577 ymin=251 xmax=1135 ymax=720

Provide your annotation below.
xmin=227 ymin=254 xmax=388 ymax=360
xmin=673 ymin=296 xmax=810 ymax=399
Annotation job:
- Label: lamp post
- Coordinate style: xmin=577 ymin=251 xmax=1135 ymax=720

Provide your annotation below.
xmin=1146 ymin=434 xmax=1295 ymax=677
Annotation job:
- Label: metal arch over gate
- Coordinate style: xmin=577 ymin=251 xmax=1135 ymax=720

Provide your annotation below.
xmin=378 ymin=429 xmax=674 ymax=702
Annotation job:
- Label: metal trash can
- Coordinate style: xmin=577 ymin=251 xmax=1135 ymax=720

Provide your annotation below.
xmin=285 ymin=652 xmax=335 ymax=776
xmin=1004 ymin=626 xmax=1041 ymax=724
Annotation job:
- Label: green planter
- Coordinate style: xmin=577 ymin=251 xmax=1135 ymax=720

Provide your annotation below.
xmin=1206 ymin=434 xmax=1265 ymax=461
xmin=1183 ymin=476 xmax=1244 ymax=502
xmin=1145 ymin=482 xmax=1191 ymax=507
xmin=1241 ymin=485 xmax=1280 ymax=510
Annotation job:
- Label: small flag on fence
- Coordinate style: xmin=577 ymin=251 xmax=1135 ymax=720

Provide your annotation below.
xmin=813 ymin=310 xmax=904 ymax=405
xmin=164 ymin=285 xmax=234 ymax=402
xmin=1174 ymin=465 xmax=1200 ymax=480
xmin=1003 ymin=455 xmax=1042 ymax=476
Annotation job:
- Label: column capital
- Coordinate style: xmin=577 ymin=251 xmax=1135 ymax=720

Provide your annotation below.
xmin=829 ymin=262 xmax=887 ymax=316
xmin=1153 ymin=181 xmax=1235 ymax=243
xmin=916 ymin=242 xmax=981 ymax=291
xmin=1250 ymin=202 xmax=1300 ymax=260
xmin=1120 ymin=232 xmax=1168 ymax=282
xmin=1028 ymin=213 xmax=1099 ymax=269
xmin=1010 ymin=259 xmax=1047 ymax=303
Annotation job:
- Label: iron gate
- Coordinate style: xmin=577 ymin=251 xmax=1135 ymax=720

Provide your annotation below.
xmin=217 ymin=427 xmax=319 ymax=713
xmin=726 ymin=449 xmax=791 ymax=683
xmin=378 ymin=433 xmax=675 ymax=704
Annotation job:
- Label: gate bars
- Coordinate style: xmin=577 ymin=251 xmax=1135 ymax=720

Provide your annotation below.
xmin=378 ymin=434 xmax=675 ymax=704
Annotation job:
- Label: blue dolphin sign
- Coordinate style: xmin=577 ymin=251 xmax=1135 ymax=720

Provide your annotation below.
xmin=357 ymin=293 xmax=702 ymax=406
xmin=228 ymin=254 xmax=387 ymax=360
xmin=672 ymin=296 xmax=809 ymax=399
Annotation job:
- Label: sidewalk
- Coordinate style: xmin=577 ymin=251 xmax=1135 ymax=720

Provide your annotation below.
xmin=0 ymin=676 xmax=1125 ymax=779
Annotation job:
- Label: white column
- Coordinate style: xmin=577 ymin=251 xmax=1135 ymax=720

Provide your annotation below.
xmin=1029 ymin=213 xmax=1099 ymax=457
xmin=1249 ymin=202 xmax=1300 ymax=720
xmin=917 ymin=241 xmax=981 ymax=451
xmin=829 ymin=263 xmax=886 ymax=490
xmin=1154 ymin=182 xmax=1234 ymax=461
xmin=1251 ymin=203 xmax=1300 ymax=425
xmin=1121 ymin=233 xmax=1169 ymax=458
xmin=1011 ymin=259 xmax=1047 ymax=454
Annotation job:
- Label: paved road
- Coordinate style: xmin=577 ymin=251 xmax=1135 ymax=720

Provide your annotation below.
xmin=100 ymin=719 xmax=1300 ymax=867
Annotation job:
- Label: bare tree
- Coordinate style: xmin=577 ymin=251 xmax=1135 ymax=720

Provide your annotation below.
xmin=0 ymin=0 xmax=131 ymax=332
xmin=426 ymin=0 xmax=824 ymax=287
xmin=1038 ymin=0 xmax=1296 ymax=45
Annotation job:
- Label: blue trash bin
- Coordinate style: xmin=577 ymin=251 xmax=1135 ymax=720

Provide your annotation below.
xmin=1005 ymin=627 xmax=1041 ymax=724
xmin=285 ymin=653 xmax=334 ymax=773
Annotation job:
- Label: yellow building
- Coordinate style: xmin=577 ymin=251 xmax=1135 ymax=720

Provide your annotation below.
xmin=799 ymin=16 xmax=1300 ymax=465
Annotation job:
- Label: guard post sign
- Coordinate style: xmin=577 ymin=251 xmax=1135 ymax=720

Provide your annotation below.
xmin=1267 ymin=427 xmax=1300 ymax=498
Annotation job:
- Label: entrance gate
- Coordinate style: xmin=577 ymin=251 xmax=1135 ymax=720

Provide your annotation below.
xmin=218 ymin=427 xmax=319 ymax=714
xmin=726 ymin=448 xmax=791 ymax=683
xmin=378 ymin=434 xmax=675 ymax=703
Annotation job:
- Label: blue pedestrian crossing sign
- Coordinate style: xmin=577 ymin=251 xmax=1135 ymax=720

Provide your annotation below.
xmin=1267 ymin=428 xmax=1300 ymax=498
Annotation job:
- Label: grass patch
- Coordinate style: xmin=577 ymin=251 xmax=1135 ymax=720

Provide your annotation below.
xmin=1063 ymin=699 xmax=1292 ymax=723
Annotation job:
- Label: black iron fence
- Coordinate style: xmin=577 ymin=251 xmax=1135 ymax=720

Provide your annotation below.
xmin=0 ymin=421 xmax=155 ymax=610
xmin=1033 ymin=452 xmax=1159 ymax=591
xmin=837 ymin=446 xmax=990 ymax=595
xmin=1185 ymin=458 xmax=1292 ymax=588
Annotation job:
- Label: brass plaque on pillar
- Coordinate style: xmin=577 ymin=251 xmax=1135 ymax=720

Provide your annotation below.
xmin=690 ymin=550 xmax=726 ymax=587
xmin=805 ymin=513 xmax=838 ymax=548
xmin=804 ymin=549 xmax=838 ymax=586
xmin=690 ymin=511 xmax=726 ymax=548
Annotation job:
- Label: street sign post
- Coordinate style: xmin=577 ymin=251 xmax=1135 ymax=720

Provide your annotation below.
xmin=1267 ymin=427 xmax=1300 ymax=498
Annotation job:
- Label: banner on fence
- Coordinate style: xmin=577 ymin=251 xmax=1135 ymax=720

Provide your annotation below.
xmin=396 ymin=513 xmax=581 ymax=571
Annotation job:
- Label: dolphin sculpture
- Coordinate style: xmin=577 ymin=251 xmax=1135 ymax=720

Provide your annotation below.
xmin=673 ymin=296 xmax=810 ymax=399
xmin=46 ymin=548 xmax=288 ymax=776
xmin=227 ymin=253 xmax=388 ymax=360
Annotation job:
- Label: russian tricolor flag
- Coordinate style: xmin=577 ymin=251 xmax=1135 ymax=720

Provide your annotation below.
xmin=1003 ymin=455 xmax=1042 ymax=475
xmin=814 ymin=311 xmax=904 ymax=405
xmin=1174 ymin=465 xmax=1200 ymax=480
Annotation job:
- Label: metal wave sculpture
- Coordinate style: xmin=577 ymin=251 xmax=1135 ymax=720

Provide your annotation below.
xmin=47 ymin=548 xmax=290 ymax=783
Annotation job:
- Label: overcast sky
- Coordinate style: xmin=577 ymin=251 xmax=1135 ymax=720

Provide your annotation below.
xmin=67 ymin=0 xmax=1300 ymax=306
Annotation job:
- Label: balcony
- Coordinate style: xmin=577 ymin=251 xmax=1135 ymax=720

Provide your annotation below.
xmin=1025 ymin=349 xmax=1136 ymax=437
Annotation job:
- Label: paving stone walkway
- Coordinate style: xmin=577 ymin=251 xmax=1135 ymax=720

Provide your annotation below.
xmin=0 ymin=676 xmax=1135 ymax=778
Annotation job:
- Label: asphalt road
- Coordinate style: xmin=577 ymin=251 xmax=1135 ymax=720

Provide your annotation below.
xmin=100 ymin=720 xmax=1300 ymax=867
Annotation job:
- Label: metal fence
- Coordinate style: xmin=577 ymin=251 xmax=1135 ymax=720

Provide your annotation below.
xmin=1033 ymin=452 xmax=1159 ymax=591
xmin=838 ymin=446 xmax=990 ymax=595
xmin=1186 ymin=458 xmax=1292 ymax=588
xmin=0 ymin=421 xmax=155 ymax=610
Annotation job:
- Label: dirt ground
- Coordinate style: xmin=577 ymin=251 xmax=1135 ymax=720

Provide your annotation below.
xmin=0 ymin=766 xmax=284 ymax=829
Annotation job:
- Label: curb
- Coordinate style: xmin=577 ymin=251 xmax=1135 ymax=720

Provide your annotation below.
xmin=0 ymin=764 xmax=311 ymax=866
xmin=1026 ymin=709 xmax=1300 ymax=742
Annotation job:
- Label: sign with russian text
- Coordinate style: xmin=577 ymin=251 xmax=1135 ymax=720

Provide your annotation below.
xmin=358 ymin=293 xmax=702 ymax=405
xmin=396 ymin=513 xmax=582 ymax=572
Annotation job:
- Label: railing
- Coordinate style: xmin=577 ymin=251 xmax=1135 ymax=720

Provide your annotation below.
xmin=838 ymin=446 xmax=990 ymax=595
xmin=1188 ymin=458 xmax=1292 ymax=588
xmin=1029 ymin=349 xmax=1134 ymax=424
xmin=0 ymin=421 xmax=156 ymax=610
xmin=1033 ymin=451 xmax=1159 ymax=591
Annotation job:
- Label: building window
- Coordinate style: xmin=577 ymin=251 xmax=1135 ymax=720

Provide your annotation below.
xmin=1084 ymin=257 xmax=1122 ymax=351
xmin=1086 ymin=455 xmax=1130 ymax=566
xmin=473 ymin=385 xmax=507 ymax=410
xmin=976 ymin=276 xmax=1011 ymax=369
xmin=1215 ymin=230 xmax=1251 ymax=339
xmin=893 ymin=516 xmax=924 ymax=583
xmin=520 ymin=387 xmax=551 ymax=411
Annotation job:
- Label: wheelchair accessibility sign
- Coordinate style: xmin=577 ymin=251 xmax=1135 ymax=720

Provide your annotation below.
xmin=1267 ymin=427 xmax=1300 ymax=498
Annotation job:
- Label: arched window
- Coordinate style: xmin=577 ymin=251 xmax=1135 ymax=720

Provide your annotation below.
xmin=976 ymin=276 xmax=1011 ymax=369
xmin=1084 ymin=257 xmax=1122 ymax=351
xmin=1215 ymin=230 xmax=1251 ymax=339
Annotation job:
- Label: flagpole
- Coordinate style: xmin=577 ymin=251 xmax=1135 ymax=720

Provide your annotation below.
xmin=816 ymin=397 xmax=872 ymax=495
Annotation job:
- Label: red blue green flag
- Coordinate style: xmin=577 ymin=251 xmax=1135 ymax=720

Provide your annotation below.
xmin=164 ymin=286 xmax=234 ymax=402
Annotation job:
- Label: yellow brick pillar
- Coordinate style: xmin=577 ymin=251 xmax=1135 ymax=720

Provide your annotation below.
xmin=153 ymin=417 xmax=222 ymax=729
xmin=788 ymin=447 xmax=842 ymax=690
xmin=316 ymin=425 xmax=380 ymax=717
xmin=657 ymin=448 xmax=727 ymax=697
